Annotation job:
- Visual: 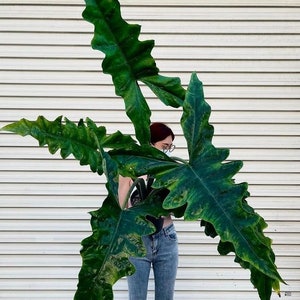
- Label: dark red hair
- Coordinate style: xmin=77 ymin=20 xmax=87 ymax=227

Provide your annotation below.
xmin=150 ymin=122 xmax=175 ymax=144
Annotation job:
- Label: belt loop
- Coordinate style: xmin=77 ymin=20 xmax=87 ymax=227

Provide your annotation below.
xmin=162 ymin=224 xmax=169 ymax=237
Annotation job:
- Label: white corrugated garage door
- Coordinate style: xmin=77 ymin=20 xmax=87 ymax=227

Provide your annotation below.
xmin=0 ymin=0 xmax=299 ymax=299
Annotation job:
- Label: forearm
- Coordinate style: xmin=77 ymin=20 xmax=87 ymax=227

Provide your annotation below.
xmin=118 ymin=175 xmax=131 ymax=209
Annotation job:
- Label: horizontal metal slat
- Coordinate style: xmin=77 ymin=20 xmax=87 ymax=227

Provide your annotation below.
xmin=1 ymin=83 xmax=299 ymax=98
xmin=0 ymin=159 xmax=299 ymax=172
xmin=1 ymin=252 xmax=296 ymax=268
xmin=0 ymin=147 xmax=298 ymax=161
xmin=2 ymin=19 xmax=300 ymax=34
xmin=2 ymin=32 xmax=300 ymax=47
xmin=0 ymin=183 xmax=104 ymax=195
xmin=0 ymin=205 xmax=299 ymax=220
xmin=2 ymin=70 xmax=300 ymax=86
xmin=1 ymin=97 xmax=300 ymax=111
xmin=2 ymin=58 xmax=300 ymax=72
xmin=1 ymin=45 xmax=299 ymax=59
xmin=1 ymin=6 xmax=300 ymax=21
xmin=0 ymin=228 xmax=297 ymax=244
xmin=0 ymin=241 xmax=299 ymax=258
xmin=0 ymin=195 xmax=299 ymax=210
xmin=0 ymin=110 xmax=299 ymax=126
xmin=0 ymin=219 xmax=298 ymax=233
xmin=2 ymin=0 xmax=300 ymax=6
xmin=0 ymin=170 xmax=298 ymax=184
xmin=0 ymin=290 xmax=296 ymax=300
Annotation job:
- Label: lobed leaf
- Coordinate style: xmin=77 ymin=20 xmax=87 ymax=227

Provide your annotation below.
xmin=75 ymin=187 xmax=171 ymax=300
xmin=160 ymin=73 xmax=284 ymax=294
xmin=82 ymin=0 xmax=185 ymax=144
xmin=74 ymin=194 xmax=149 ymax=300
xmin=1 ymin=116 xmax=137 ymax=175
xmin=111 ymin=73 xmax=284 ymax=299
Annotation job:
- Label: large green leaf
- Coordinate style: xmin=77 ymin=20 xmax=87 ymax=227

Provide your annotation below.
xmin=141 ymin=74 xmax=185 ymax=108
xmin=82 ymin=0 xmax=185 ymax=144
xmin=75 ymin=149 xmax=171 ymax=300
xmin=2 ymin=116 xmax=137 ymax=174
xmin=165 ymin=74 xmax=283 ymax=293
xmin=74 ymin=194 xmax=148 ymax=300
xmin=75 ymin=191 xmax=173 ymax=300
xmin=204 ymin=201 xmax=282 ymax=299
xmin=111 ymin=73 xmax=284 ymax=299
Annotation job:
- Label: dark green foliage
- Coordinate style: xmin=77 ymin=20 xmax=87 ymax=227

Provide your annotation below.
xmin=111 ymin=74 xmax=284 ymax=299
xmin=74 ymin=194 xmax=153 ymax=300
xmin=3 ymin=116 xmax=137 ymax=175
xmin=74 ymin=150 xmax=172 ymax=299
xmin=83 ymin=0 xmax=185 ymax=144
xmin=1 ymin=0 xmax=284 ymax=299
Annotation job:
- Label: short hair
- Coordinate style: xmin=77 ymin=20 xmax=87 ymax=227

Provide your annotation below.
xmin=150 ymin=122 xmax=175 ymax=144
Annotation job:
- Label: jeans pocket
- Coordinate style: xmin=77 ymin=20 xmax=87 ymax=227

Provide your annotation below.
xmin=165 ymin=230 xmax=177 ymax=242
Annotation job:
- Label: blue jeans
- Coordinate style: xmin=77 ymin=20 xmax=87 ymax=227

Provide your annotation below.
xmin=127 ymin=223 xmax=178 ymax=300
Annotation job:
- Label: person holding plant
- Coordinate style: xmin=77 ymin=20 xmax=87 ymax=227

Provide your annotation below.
xmin=118 ymin=122 xmax=178 ymax=300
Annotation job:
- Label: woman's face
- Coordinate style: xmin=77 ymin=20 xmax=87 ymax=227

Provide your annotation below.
xmin=153 ymin=135 xmax=174 ymax=153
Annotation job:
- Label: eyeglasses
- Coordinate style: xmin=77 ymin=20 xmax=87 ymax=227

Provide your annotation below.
xmin=162 ymin=144 xmax=176 ymax=153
